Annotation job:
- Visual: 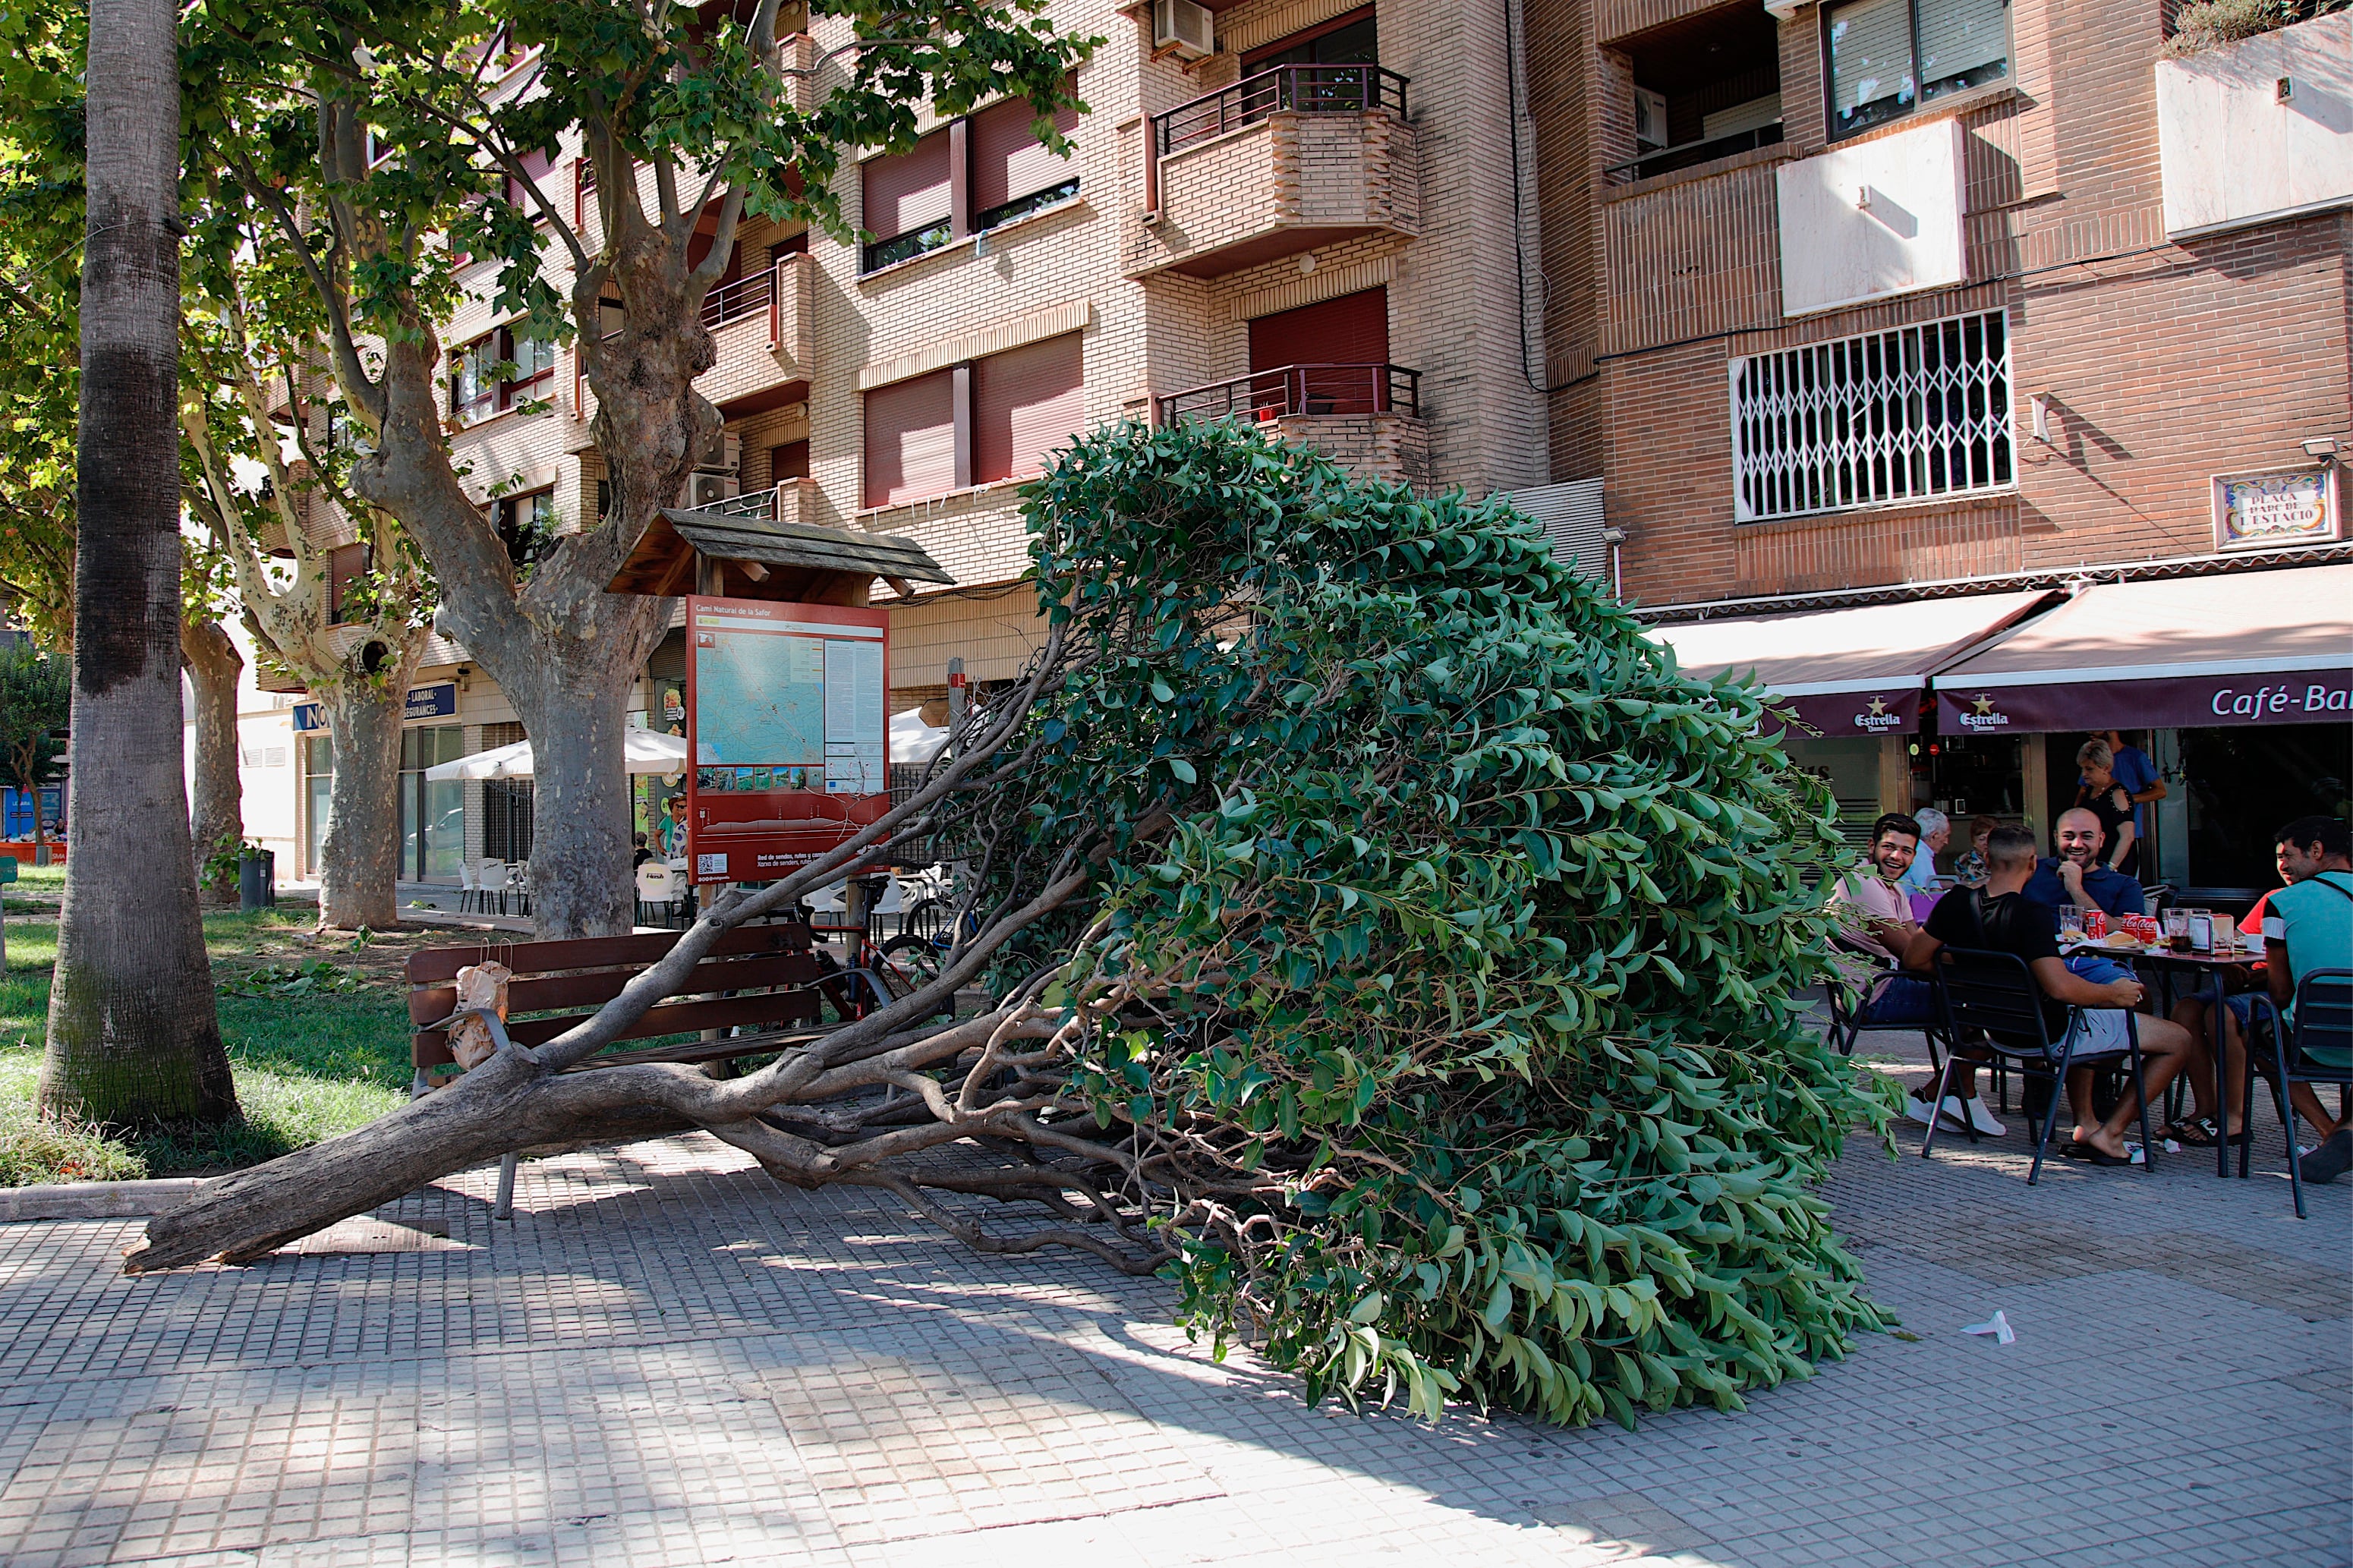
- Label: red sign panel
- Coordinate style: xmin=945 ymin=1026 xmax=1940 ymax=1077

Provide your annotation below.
xmin=684 ymin=597 xmax=890 ymax=886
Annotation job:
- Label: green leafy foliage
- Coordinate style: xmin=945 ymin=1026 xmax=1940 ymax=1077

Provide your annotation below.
xmin=0 ymin=643 xmax=68 ymax=811
xmin=990 ymin=419 xmax=1895 ymax=1427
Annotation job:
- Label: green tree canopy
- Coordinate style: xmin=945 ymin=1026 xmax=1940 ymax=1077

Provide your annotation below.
xmin=961 ymin=420 xmax=1894 ymax=1425
xmin=0 ymin=641 xmax=68 ymax=808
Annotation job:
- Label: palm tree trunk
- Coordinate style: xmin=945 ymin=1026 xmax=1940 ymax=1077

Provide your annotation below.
xmin=181 ymin=616 xmax=244 ymax=906
xmin=40 ymin=0 xmax=237 ymax=1129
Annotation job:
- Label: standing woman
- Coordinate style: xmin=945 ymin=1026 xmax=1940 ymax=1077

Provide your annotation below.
xmin=2076 ymin=741 xmax=2138 ymax=876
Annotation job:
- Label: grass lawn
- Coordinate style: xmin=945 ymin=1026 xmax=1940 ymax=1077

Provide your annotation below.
xmin=0 ymin=865 xmax=419 ymax=1185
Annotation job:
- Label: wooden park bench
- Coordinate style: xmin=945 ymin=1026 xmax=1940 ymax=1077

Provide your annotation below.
xmin=407 ymin=921 xmax=857 ymax=1217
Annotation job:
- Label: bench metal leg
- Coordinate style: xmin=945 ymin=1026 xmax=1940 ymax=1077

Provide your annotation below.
xmin=494 ymin=1153 xmax=518 ymax=1221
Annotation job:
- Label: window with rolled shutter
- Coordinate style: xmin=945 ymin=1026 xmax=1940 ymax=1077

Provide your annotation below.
xmin=1248 ymin=288 xmax=1392 ymax=412
xmin=768 ymin=439 xmax=810 ymax=482
xmin=1248 ymin=288 xmax=1391 ymax=372
xmin=971 ymin=91 xmax=1080 ymax=230
xmin=862 ymin=133 xmax=954 ymax=269
xmin=327 ymin=543 xmax=370 ymax=625
xmin=863 ymin=369 xmax=957 ymax=508
xmin=972 ymin=333 xmax=1085 ymax=486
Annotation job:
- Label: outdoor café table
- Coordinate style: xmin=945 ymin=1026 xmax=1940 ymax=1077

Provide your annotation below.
xmin=2063 ymin=939 xmax=2259 ymax=1177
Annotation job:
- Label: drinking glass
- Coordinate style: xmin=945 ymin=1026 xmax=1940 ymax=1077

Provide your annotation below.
xmin=2165 ymin=908 xmax=2192 ymax=953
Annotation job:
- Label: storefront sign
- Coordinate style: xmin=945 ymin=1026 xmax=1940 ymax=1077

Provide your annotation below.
xmin=684 ymin=597 xmax=890 ymax=886
xmin=404 ymin=682 xmax=458 ymax=720
xmin=1775 ymin=688 xmax=1921 ymax=736
xmin=2213 ymin=467 xmax=2339 ymax=553
xmin=1936 ymin=666 xmax=2353 ymax=732
xmin=291 ymin=682 xmax=456 ymax=732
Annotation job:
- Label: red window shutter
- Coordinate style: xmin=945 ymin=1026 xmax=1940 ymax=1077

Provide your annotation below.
xmin=768 ymin=439 xmax=810 ymax=482
xmin=1248 ymin=288 xmax=1390 ymax=372
xmin=970 ymin=92 xmax=1080 ymax=217
xmin=328 ymin=543 xmax=369 ymax=624
xmin=506 ymin=147 xmax=556 ymax=209
xmin=863 ymin=134 xmax=953 ymax=241
xmin=863 ymin=370 xmax=957 ymax=508
xmin=972 ymin=333 xmax=1085 ymax=486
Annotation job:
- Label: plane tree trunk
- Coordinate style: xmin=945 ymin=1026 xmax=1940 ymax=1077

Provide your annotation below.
xmin=181 ymin=615 xmax=244 ymax=906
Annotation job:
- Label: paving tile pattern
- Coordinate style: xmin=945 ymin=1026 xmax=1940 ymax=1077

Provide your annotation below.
xmin=0 ymin=1030 xmax=2342 ymax=1567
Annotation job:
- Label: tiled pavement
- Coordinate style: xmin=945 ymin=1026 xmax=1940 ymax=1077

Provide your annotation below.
xmin=0 ymin=1034 xmax=2345 ymax=1567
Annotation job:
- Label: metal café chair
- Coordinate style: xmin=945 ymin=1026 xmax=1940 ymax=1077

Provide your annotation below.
xmin=2238 ymin=968 xmax=2353 ymax=1218
xmin=1923 ymin=946 xmax=2158 ymax=1185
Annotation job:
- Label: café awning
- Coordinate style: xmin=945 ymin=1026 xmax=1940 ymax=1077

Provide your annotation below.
xmin=1646 ymin=590 xmax=2057 ymax=735
xmin=1930 ymin=563 xmax=2353 ymax=733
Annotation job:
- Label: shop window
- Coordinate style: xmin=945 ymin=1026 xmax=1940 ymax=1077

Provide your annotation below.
xmin=304 ymin=733 xmax=334 ymax=875
xmin=1825 ymin=0 xmax=2010 ymax=141
xmin=1731 ymin=308 xmax=2012 ymax=522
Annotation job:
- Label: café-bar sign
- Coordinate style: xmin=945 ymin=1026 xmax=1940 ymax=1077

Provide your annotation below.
xmin=1937 ymin=663 xmax=2353 ymax=732
xmin=2213 ymin=466 xmax=2339 ymax=553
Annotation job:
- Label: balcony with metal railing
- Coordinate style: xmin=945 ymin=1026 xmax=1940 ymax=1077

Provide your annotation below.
xmin=1156 ymin=364 xmax=1428 ymax=489
xmin=1127 ymin=65 xmax=1419 ymax=279
xmin=695 ymin=251 xmax=816 ymax=416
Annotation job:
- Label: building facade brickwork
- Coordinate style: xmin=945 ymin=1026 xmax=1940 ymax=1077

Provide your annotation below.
xmin=1526 ymin=0 xmax=2352 ymax=608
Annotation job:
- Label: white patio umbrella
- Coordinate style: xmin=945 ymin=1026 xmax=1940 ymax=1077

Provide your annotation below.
xmin=890 ymin=706 xmax=950 ymax=767
xmin=423 ymin=726 xmax=691 ymax=781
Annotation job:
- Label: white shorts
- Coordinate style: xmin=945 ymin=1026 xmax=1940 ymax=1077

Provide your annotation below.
xmin=2059 ymin=1008 xmax=2136 ymax=1061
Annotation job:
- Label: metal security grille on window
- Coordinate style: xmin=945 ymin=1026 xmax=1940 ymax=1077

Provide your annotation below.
xmin=1731 ymin=310 xmax=2012 ymax=523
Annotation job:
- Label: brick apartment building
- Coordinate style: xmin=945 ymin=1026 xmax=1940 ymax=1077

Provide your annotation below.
xmin=1519 ymin=0 xmax=2351 ymax=894
xmin=225 ymin=0 xmax=1573 ymax=888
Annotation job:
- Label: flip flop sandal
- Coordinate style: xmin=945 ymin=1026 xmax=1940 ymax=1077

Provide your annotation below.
xmin=2163 ymin=1119 xmax=2220 ymax=1148
xmin=2062 ymin=1142 xmax=2140 ymax=1167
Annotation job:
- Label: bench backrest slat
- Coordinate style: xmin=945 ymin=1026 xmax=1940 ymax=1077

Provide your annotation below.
xmin=408 ymin=949 xmax=822 ymax=1027
xmin=407 ymin=920 xmax=830 ymax=1077
xmin=402 ymin=923 xmax=808 ymax=986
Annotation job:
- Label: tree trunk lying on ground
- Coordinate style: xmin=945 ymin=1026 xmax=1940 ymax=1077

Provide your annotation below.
xmin=128 ymin=424 xmax=1894 ymax=1434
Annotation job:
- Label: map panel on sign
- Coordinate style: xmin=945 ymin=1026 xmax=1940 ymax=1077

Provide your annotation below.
xmin=695 ymin=632 xmax=826 ymax=765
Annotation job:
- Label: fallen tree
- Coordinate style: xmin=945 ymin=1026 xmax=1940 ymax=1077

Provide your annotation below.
xmin=131 ymin=420 xmax=1894 ymax=1428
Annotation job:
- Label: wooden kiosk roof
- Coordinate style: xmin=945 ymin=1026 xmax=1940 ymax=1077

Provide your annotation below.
xmin=607 ymin=508 xmax=955 ymax=603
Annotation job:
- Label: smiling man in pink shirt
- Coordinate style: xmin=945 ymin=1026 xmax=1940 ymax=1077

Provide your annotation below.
xmin=1826 ymin=814 xmax=2003 ymax=1136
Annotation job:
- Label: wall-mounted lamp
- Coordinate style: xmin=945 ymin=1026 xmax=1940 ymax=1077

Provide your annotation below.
xmin=2278 ymin=76 xmax=2295 ymax=103
xmin=1854 ymin=184 xmax=1873 ymax=210
xmin=2301 ymin=436 xmax=2339 ymax=463
xmin=2030 ymin=395 xmax=2054 ymax=443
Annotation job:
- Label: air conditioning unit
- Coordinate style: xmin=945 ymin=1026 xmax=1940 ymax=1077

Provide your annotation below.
xmin=1154 ymin=0 xmax=1214 ymax=61
xmin=692 ymin=430 xmax=742 ymax=475
xmin=683 ymin=470 xmax=741 ymax=509
xmin=1633 ymin=87 xmax=1668 ymax=150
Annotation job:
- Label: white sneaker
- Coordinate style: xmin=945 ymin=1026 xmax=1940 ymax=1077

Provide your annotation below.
xmin=1963 ymin=1097 xmax=2007 ymax=1137
xmin=1905 ymin=1093 xmax=1972 ymax=1132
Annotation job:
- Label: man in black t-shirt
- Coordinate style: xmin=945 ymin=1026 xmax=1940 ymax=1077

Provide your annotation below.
xmin=1904 ymin=827 xmax=2197 ymax=1164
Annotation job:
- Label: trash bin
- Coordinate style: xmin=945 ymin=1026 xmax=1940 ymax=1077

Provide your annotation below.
xmin=238 ymin=850 xmax=276 ymax=912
